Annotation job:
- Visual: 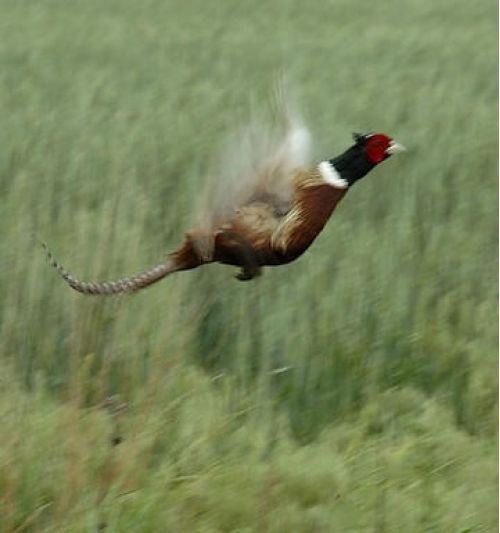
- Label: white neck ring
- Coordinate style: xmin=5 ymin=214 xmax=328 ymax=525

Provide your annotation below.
xmin=318 ymin=161 xmax=349 ymax=189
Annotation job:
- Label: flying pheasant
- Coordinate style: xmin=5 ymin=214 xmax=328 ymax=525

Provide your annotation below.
xmin=44 ymin=112 xmax=404 ymax=295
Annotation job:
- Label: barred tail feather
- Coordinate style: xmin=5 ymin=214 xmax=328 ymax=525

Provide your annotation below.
xmin=42 ymin=242 xmax=176 ymax=295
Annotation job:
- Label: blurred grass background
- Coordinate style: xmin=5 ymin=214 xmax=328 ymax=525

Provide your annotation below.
xmin=0 ymin=0 xmax=497 ymax=530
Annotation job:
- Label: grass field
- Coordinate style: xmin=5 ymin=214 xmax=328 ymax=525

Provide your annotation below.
xmin=0 ymin=0 xmax=498 ymax=531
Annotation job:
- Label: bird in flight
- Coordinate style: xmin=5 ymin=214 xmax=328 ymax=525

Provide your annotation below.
xmin=44 ymin=104 xmax=405 ymax=295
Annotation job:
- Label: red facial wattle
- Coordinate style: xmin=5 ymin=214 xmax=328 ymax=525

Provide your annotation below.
xmin=365 ymin=133 xmax=391 ymax=164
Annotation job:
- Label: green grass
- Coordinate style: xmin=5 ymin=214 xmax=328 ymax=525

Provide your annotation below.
xmin=0 ymin=0 xmax=498 ymax=531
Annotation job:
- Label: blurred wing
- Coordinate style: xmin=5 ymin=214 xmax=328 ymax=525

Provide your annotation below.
xmin=196 ymin=90 xmax=312 ymax=232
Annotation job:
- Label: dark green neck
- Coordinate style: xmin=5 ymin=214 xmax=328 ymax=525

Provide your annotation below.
xmin=329 ymin=144 xmax=375 ymax=186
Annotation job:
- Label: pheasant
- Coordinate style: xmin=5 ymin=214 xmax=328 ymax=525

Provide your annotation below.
xmin=44 ymin=124 xmax=404 ymax=295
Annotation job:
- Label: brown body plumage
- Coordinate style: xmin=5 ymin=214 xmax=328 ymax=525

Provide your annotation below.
xmin=174 ymin=166 xmax=347 ymax=280
xmin=44 ymin=166 xmax=347 ymax=294
xmin=44 ymin=101 xmax=404 ymax=295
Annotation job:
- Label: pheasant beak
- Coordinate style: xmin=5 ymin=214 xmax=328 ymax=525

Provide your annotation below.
xmin=386 ymin=140 xmax=406 ymax=156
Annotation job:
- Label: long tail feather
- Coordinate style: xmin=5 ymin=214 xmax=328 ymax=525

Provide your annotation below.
xmin=42 ymin=242 xmax=176 ymax=295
